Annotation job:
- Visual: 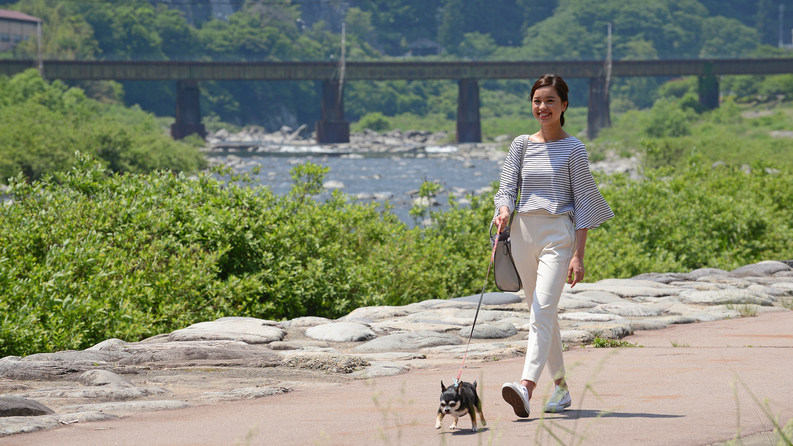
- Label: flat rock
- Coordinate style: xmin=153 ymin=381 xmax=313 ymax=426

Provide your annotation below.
xmin=421 ymin=342 xmax=520 ymax=359
xmin=458 ymin=321 xmax=517 ymax=339
xmin=78 ymin=370 xmax=134 ymax=388
xmin=407 ymin=300 xmax=477 ymax=310
xmin=369 ymin=321 xmax=460 ymax=334
xmin=20 ymin=386 xmax=170 ymax=400
xmin=729 ymin=261 xmax=792 ymax=278
xmin=560 ymin=330 xmax=594 ymax=344
xmin=168 ymin=317 xmax=285 ymax=344
xmin=354 ymin=331 xmax=462 ymax=353
xmin=404 ymin=309 xmax=523 ymax=326
xmin=281 ymin=353 xmax=370 ymax=373
xmin=688 ymin=267 xmax=729 ymax=279
xmin=85 ymin=339 xmax=128 ymax=351
xmin=558 ymin=312 xmax=625 ymax=322
xmin=61 ymin=400 xmax=194 ymax=414
xmin=21 ymin=351 xmax=130 ymax=363
xmin=0 ymin=411 xmax=117 ymax=437
xmin=282 ymin=316 xmax=333 ymax=328
xmin=677 ymin=290 xmax=774 ymax=306
xmin=197 ymin=387 xmax=291 ymax=403
xmin=566 ymin=283 xmax=682 ymax=298
xmin=558 ymin=294 xmax=597 ymax=310
xmin=0 ymin=360 xmax=118 ymax=381
xmin=358 ymin=352 xmax=426 ymax=362
xmin=0 ymin=397 xmax=55 ymax=417
xmin=747 ymin=285 xmax=789 ymax=297
xmin=592 ymin=301 xmax=662 ymax=318
xmin=115 ymin=342 xmax=281 ymax=367
xmin=304 ymin=322 xmax=376 ymax=342
xmin=350 ymin=362 xmax=407 ymax=379
xmin=267 ymin=340 xmax=330 ymax=351
xmin=450 ymin=292 xmax=522 ymax=305
xmin=630 ymin=272 xmax=691 ymax=284
xmin=628 ymin=320 xmax=669 ymax=331
xmin=568 ymin=291 xmax=626 ymax=304
xmin=571 ymin=324 xmax=632 ymax=339
xmin=340 ymin=306 xmax=414 ymax=321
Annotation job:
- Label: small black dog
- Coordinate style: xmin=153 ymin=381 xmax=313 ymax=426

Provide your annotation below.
xmin=435 ymin=380 xmax=487 ymax=432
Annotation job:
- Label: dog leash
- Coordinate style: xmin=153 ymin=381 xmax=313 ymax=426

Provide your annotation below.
xmin=454 ymin=221 xmax=502 ymax=388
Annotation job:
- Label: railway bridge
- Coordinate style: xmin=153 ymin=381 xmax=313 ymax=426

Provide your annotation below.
xmin=2 ymin=58 xmax=792 ymax=142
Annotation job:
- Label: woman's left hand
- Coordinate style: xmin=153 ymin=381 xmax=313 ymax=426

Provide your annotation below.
xmin=567 ymin=256 xmax=585 ymax=287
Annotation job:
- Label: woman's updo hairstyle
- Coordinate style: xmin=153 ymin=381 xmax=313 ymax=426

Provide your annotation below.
xmin=530 ymin=74 xmax=570 ymax=127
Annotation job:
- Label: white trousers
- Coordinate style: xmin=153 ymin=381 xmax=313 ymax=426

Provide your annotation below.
xmin=511 ymin=211 xmax=575 ymax=384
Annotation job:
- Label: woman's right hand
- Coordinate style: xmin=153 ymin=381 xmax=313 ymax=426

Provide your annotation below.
xmin=493 ymin=206 xmax=511 ymax=233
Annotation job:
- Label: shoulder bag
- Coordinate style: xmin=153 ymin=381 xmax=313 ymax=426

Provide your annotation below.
xmin=489 ymin=135 xmax=528 ymax=292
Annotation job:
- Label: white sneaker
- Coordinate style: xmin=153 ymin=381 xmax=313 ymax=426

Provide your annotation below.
xmin=544 ymin=385 xmax=571 ymax=413
xmin=501 ymin=382 xmax=530 ymax=418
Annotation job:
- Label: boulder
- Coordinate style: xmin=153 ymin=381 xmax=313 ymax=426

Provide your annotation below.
xmin=0 ymin=397 xmax=54 ymax=417
xmin=560 ymin=330 xmax=594 ymax=344
xmin=282 ymin=316 xmax=334 ymax=328
xmin=354 ymin=331 xmax=462 ymax=353
xmin=304 ymin=322 xmax=376 ymax=343
xmin=168 ymin=317 xmax=285 ymax=344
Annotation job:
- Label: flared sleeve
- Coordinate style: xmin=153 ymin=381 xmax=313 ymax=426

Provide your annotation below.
xmin=568 ymin=144 xmax=614 ymax=229
xmin=493 ymin=136 xmax=525 ymax=217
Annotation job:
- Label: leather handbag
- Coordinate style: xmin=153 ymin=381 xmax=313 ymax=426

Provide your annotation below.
xmin=489 ymin=135 xmax=528 ymax=292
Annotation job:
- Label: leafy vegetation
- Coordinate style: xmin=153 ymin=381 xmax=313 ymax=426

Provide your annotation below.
xmin=0 ymin=69 xmax=205 ymax=183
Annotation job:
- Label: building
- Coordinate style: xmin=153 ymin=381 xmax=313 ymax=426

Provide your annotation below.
xmin=0 ymin=9 xmax=42 ymax=52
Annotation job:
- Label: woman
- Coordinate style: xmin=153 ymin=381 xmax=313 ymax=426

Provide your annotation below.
xmin=493 ymin=74 xmax=613 ymax=418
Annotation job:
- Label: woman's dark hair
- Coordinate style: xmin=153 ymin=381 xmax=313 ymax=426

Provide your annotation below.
xmin=530 ymin=74 xmax=570 ymax=126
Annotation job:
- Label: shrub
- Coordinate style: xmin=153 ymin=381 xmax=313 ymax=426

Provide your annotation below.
xmin=355 ymin=112 xmax=391 ymax=132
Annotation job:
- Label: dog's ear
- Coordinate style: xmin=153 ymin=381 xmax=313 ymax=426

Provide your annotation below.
xmin=473 ymin=381 xmax=477 ymax=388
xmin=441 ymin=381 xmax=446 ymax=392
xmin=455 ymin=382 xmax=462 ymax=393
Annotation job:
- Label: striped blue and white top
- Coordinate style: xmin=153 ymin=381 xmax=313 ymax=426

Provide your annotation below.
xmin=493 ymin=135 xmax=614 ymax=230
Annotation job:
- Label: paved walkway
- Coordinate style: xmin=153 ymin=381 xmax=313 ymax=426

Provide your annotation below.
xmin=2 ymin=311 xmax=791 ymax=446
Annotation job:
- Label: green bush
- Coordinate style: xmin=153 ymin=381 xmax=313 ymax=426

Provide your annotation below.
xmin=0 ymin=69 xmax=206 ymax=184
xmin=354 ymin=112 xmax=391 ymax=132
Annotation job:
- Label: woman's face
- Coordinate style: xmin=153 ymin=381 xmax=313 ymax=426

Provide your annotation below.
xmin=532 ymin=86 xmax=568 ymax=126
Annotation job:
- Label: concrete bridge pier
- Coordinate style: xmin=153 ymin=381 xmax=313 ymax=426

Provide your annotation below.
xmin=587 ymin=76 xmax=610 ymax=140
xmin=315 ymin=79 xmax=350 ymax=143
xmin=698 ymin=75 xmax=719 ymax=110
xmin=171 ymin=80 xmax=207 ymax=140
xmin=456 ymin=78 xmax=482 ymax=143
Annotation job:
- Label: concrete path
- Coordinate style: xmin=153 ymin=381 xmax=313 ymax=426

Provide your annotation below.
xmin=2 ymin=311 xmax=791 ymax=446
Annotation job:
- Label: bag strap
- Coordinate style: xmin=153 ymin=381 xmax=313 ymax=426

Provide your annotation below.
xmin=506 ymin=134 xmax=529 ymax=230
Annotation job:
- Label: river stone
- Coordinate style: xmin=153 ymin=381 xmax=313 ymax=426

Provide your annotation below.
xmin=354 ymin=331 xmax=462 ymax=353
xmin=451 ymin=292 xmax=522 ymax=305
xmin=197 ymin=387 xmax=291 ymax=403
xmin=20 ymin=386 xmax=170 ymax=400
xmin=458 ymin=321 xmax=517 ymax=339
xmin=304 ymin=322 xmax=376 ymax=342
xmin=630 ymin=272 xmax=691 ymax=284
xmin=85 ymin=339 xmax=128 ymax=351
xmin=729 ymin=261 xmax=793 ymax=278
xmin=0 ymin=411 xmax=117 ymax=437
xmin=0 ymin=397 xmax=55 ymax=417
xmin=560 ymin=330 xmax=594 ymax=344
xmin=593 ymin=302 xmax=662 ymax=318
xmin=78 ymin=370 xmax=134 ymax=388
xmin=61 ymin=400 xmax=194 ymax=414
xmin=558 ymin=312 xmax=625 ymax=322
xmin=283 ymin=316 xmax=333 ymax=328
xmin=168 ymin=317 xmax=285 ymax=344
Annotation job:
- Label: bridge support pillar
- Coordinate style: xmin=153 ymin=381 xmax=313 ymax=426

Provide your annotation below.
xmin=456 ymin=79 xmax=481 ymax=143
xmin=698 ymin=75 xmax=719 ymax=110
xmin=315 ymin=79 xmax=349 ymax=143
xmin=587 ymin=76 xmax=610 ymax=140
xmin=171 ymin=80 xmax=206 ymax=140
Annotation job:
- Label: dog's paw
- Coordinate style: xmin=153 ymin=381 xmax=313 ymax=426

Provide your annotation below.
xmin=448 ymin=424 xmax=458 ymax=430
xmin=434 ymin=422 xmax=441 ymax=429
xmin=471 ymin=426 xmax=478 ymax=433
